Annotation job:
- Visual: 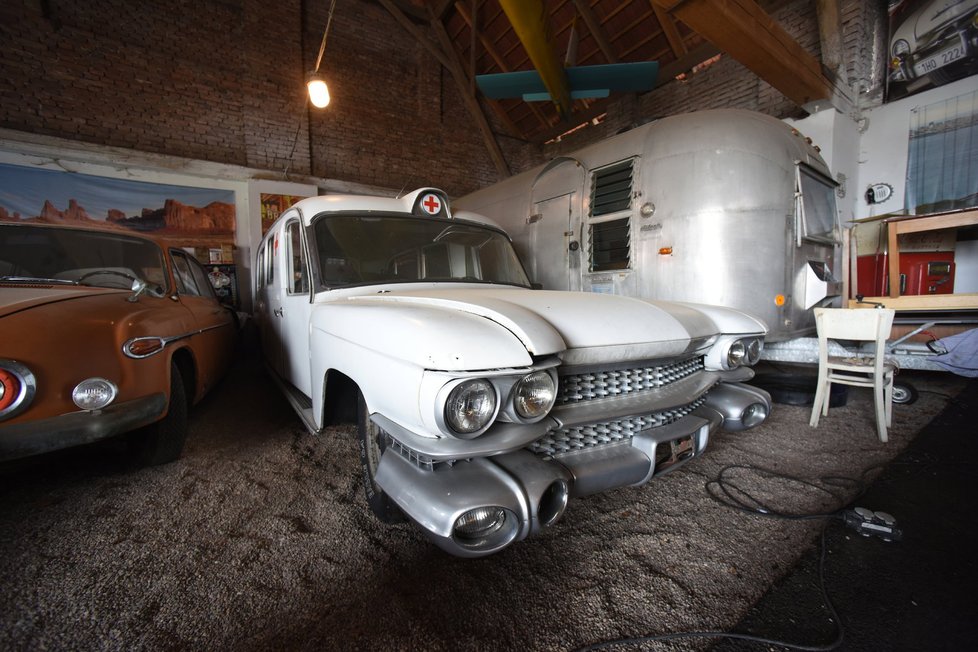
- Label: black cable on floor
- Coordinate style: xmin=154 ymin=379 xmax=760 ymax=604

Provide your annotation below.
xmin=573 ymin=463 xmax=878 ymax=652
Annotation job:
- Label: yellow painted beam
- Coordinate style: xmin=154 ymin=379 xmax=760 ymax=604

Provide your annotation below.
xmin=498 ymin=0 xmax=574 ymax=119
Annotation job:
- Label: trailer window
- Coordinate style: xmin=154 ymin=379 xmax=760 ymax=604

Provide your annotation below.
xmin=589 ymin=159 xmax=635 ymax=271
xmin=796 ymin=164 xmax=840 ymax=245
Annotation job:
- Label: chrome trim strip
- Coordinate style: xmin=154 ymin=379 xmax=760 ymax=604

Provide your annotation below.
xmin=123 ymin=321 xmax=231 ymax=359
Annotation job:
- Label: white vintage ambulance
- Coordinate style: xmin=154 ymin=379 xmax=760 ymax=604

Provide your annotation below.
xmin=256 ymin=188 xmax=771 ymax=557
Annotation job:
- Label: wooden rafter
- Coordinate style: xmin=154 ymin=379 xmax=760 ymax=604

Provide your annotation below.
xmin=570 ymin=0 xmax=618 ymax=63
xmin=650 ymin=0 xmax=832 ymax=106
xmin=649 ymin=1 xmax=687 ymax=57
xmin=429 ymin=15 xmax=511 ymax=176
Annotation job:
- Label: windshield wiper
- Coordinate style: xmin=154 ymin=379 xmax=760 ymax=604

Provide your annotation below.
xmin=0 ymin=275 xmax=78 ymax=285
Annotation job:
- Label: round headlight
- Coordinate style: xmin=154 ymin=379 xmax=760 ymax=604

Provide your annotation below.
xmin=513 ymin=370 xmax=556 ymax=419
xmin=746 ymin=338 xmax=762 ymax=364
xmin=892 ymin=38 xmax=910 ymax=57
xmin=726 ymin=341 xmax=746 ymax=368
xmin=445 ymin=379 xmax=496 ymax=435
xmin=72 ymin=378 xmax=118 ymax=411
xmin=454 ymin=506 xmax=506 ymax=541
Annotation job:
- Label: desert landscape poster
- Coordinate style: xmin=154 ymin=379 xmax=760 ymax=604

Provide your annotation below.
xmin=0 ymin=163 xmax=236 ymax=246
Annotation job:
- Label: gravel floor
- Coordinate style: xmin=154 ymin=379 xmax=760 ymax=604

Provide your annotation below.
xmin=0 ymin=355 xmax=966 ymax=651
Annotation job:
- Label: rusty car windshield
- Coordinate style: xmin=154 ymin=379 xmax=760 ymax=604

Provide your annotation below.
xmin=311 ymin=215 xmax=531 ymax=288
xmin=0 ymin=224 xmax=168 ymax=292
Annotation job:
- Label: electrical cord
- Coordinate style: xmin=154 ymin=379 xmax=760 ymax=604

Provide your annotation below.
xmin=574 ymin=463 xmax=903 ymax=652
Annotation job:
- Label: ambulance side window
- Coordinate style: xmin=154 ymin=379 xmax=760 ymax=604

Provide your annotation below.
xmin=286 ymin=220 xmax=308 ymax=294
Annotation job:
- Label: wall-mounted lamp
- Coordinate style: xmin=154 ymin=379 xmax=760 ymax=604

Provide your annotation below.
xmin=307 ymin=0 xmax=338 ymax=109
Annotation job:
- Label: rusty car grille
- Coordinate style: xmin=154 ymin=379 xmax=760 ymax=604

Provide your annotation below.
xmin=528 ymin=394 xmax=708 ymax=457
xmin=556 ymin=357 xmax=704 ymax=405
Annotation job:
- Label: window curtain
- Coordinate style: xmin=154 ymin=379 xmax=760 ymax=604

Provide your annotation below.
xmin=906 ymin=89 xmax=978 ymax=214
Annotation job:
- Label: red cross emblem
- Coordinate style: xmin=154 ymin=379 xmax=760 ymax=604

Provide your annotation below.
xmin=420 ymin=193 xmax=442 ymax=215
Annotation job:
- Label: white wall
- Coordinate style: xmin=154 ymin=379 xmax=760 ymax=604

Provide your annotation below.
xmin=856 ymin=76 xmax=978 ymax=220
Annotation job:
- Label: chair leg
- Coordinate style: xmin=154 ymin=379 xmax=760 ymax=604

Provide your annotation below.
xmin=874 ymin=381 xmax=888 ymax=443
xmin=884 ymin=376 xmax=893 ymax=428
xmin=821 ymin=379 xmax=831 ymax=417
xmin=810 ymin=376 xmax=828 ymax=427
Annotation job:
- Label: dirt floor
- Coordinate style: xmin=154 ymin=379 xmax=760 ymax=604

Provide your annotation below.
xmin=0 ymin=354 xmax=967 ymax=651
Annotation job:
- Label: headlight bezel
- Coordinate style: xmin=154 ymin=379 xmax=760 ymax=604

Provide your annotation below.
xmin=511 ymin=369 xmax=557 ymax=421
xmin=429 ymin=362 xmax=559 ymax=439
xmin=0 ymin=359 xmax=36 ymax=421
xmin=705 ymin=335 xmax=765 ymax=370
xmin=891 ymin=38 xmax=910 ymax=58
xmin=442 ymin=378 xmax=498 ymax=438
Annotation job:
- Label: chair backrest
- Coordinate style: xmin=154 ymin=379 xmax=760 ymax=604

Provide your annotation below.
xmin=814 ymin=307 xmax=895 ymax=365
xmin=814 ymin=308 xmax=895 ymax=342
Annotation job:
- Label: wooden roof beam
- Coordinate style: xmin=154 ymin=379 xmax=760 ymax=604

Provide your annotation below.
xmin=570 ymin=0 xmax=618 ymax=63
xmin=650 ymin=0 xmax=833 ymax=108
xmin=649 ymin=1 xmax=687 ymax=57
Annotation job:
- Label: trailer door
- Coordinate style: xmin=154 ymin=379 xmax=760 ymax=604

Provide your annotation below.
xmin=529 ymin=192 xmax=580 ymax=291
xmin=529 ymin=157 xmax=584 ymax=291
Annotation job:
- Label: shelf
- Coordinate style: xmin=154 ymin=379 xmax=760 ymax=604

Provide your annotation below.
xmin=877 ymin=208 xmax=978 ymax=309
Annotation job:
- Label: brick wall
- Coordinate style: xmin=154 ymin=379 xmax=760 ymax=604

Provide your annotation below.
xmin=0 ymin=0 xmax=883 ymax=197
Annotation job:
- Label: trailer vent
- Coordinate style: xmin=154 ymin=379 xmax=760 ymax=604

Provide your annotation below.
xmin=589 ymin=159 xmax=634 ymax=272
xmin=590 ymin=159 xmax=634 ymax=217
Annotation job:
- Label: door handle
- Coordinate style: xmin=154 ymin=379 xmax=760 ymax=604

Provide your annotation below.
xmin=273 ymin=308 xmax=284 ymax=317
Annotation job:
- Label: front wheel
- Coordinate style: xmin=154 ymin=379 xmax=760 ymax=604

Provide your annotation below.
xmin=357 ymin=391 xmax=405 ymax=523
xmin=128 ymin=362 xmax=189 ymax=466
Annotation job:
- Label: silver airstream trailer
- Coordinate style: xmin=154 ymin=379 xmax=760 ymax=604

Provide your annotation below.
xmin=456 ymin=109 xmax=842 ymax=341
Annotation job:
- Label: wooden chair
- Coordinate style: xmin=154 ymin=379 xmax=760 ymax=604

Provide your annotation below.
xmin=809 ymin=308 xmax=897 ymax=442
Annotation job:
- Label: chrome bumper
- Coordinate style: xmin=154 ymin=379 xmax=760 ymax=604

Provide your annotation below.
xmin=374 ymin=405 xmax=722 ymax=558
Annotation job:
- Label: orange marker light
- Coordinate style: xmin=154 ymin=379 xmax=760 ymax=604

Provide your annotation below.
xmin=774 ymin=294 xmax=786 ymax=306
xmin=658 ymin=247 xmax=673 ymax=255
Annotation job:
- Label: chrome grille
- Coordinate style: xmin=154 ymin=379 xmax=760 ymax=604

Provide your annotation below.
xmin=386 ymin=434 xmax=440 ymax=472
xmin=528 ymin=395 xmax=708 ymax=457
xmin=557 ymin=357 xmax=704 ymax=405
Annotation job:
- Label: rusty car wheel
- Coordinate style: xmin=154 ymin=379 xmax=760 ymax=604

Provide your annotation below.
xmin=129 ymin=362 xmax=189 ymax=466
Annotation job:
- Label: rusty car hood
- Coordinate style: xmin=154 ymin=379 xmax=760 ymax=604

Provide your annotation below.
xmin=0 ymin=285 xmax=133 ymax=319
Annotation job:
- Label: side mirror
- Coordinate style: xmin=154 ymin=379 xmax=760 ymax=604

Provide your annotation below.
xmin=128 ymin=278 xmax=149 ymax=302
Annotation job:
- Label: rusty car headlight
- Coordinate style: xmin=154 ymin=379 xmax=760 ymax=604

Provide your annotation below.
xmin=444 ymin=379 xmax=497 ymax=437
xmin=72 ymin=378 xmax=118 ymax=412
xmin=0 ymin=360 xmax=36 ymax=421
xmin=513 ymin=370 xmax=556 ymax=419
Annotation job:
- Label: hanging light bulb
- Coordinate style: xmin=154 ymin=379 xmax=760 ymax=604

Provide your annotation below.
xmin=307 ymin=71 xmax=330 ymax=108
xmin=307 ymin=0 xmax=337 ymax=109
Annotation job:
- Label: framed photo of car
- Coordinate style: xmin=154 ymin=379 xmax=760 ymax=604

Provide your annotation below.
xmin=886 ymin=0 xmax=978 ymax=102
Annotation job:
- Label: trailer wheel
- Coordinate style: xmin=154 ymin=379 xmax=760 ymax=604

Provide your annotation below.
xmin=891 ymin=381 xmax=918 ymax=405
xmin=356 ymin=391 xmax=405 ymax=524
